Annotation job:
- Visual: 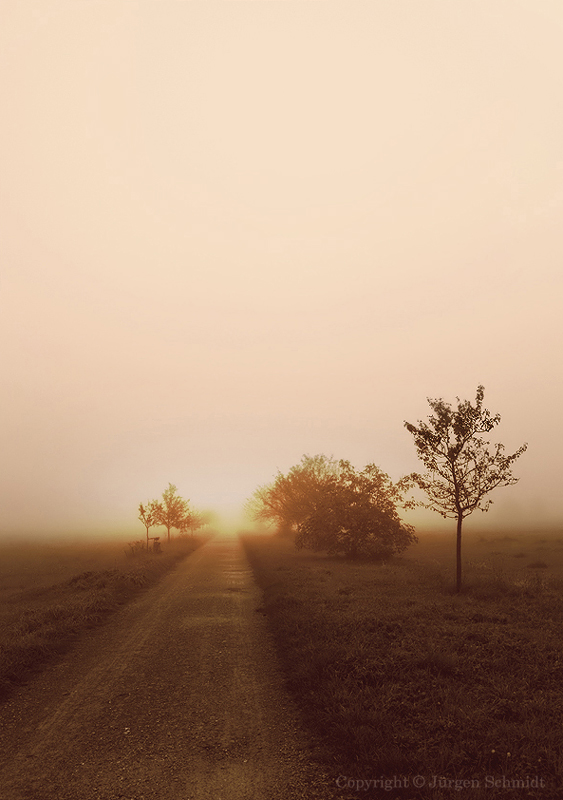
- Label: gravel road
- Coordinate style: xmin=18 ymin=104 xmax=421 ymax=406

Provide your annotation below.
xmin=0 ymin=536 xmax=341 ymax=800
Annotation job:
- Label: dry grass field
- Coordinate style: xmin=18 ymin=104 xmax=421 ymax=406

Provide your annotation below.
xmin=242 ymin=529 xmax=563 ymax=799
xmin=0 ymin=535 xmax=203 ymax=698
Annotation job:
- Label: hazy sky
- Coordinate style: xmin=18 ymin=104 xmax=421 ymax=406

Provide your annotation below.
xmin=2 ymin=1 xmax=562 ymax=536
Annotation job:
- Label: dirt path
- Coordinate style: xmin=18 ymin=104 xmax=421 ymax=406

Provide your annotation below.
xmin=0 ymin=537 xmax=340 ymax=800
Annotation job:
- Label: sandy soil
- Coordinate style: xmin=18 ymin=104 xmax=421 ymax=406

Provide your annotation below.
xmin=0 ymin=537 xmax=341 ymax=800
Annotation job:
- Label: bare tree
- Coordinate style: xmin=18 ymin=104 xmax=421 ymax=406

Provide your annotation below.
xmin=404 ymin=385 xmax=527 ymax=592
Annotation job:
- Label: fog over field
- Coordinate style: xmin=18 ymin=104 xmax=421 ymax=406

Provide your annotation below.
xmin=1 ymin=1 xmax=562 ymax=538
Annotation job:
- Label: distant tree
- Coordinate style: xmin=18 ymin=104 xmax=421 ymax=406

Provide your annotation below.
xmin=404 ymin=385 xmax=527 ymax=592
xmin=138 ymin=500 xmax=161 ymax=552
xmin=179 ymin=510 xmax=206 ymax=538
xmin=154 ymin=483 xmax=190 ymax=543
xmin=248 ymin=455 xmax=416 ymax=560
xmin=295 ymin=460 xmax=417 ymax=559
xmin=247 ymin=455 xmax=340 ymax=536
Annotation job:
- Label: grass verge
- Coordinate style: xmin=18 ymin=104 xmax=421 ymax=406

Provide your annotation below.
xmin=0 ymin=537 xmax=202 ymax=699
xmin=242 ymin=531 xmax=563 ymax=799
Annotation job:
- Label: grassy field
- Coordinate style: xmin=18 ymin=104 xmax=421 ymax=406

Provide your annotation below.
xmin=242 ymin=529 xmax=563 ymax=799
xmin=0 ymin=535 xmax=203 ymax=699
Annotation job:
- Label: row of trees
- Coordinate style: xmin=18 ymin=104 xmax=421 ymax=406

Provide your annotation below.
xmin=138 ymin=484 xmax=205 ymax=551
xmin=249 ymin=386 xmax=527 ymax=591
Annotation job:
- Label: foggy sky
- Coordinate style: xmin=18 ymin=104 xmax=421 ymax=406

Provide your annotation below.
xmin=1 ymin=1 xmax=562 ymax=536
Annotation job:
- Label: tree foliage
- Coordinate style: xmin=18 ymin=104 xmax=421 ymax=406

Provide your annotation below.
xmin=249 ymin=455 xmax=416 ymax=559
xmin=153 ymin=483 xmax=191 ymax=543
xmin=138 ymin=500 xmax=161 ymax=552
xmin=179 ymin=510 xmax=206 ymax=537
xmin=404 ymin=385 xmax=527 ymax=591
xmin=247 ymin=455 xmax=340 ymax=536
xmin=296 ymin=461 xmax=417 ymax=559
xmin=138 ymin=484 xmax=204 ymax=546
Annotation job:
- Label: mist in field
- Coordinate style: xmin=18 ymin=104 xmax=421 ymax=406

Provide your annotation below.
xmin=2 ymin=2 xmax=563 ymax=539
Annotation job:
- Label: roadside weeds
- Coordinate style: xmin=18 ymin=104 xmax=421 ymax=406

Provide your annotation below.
xmin=0 ymin=538 xmax=202 ymax=699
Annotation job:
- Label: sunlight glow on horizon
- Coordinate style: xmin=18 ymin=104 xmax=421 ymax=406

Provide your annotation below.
xmin=1 ymin=1 xmax=562 ymax=537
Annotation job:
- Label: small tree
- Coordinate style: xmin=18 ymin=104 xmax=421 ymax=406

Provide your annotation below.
xmin=404 ymin=385 xmax=527 ymax=592
xmin=154 ymin=483 xmax=190 ymax=543
xmin=138 ymin=500 xmax=161 ymax=552
xmin=295 ymin=460 xmax=417 ymax=559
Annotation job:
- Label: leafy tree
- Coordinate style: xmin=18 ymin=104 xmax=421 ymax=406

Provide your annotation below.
xmin=154 ymin=483 xmax=190 ymax=543
xmin=295 ymin=460 xmax=417 ymax=559
xmin=249 ymin=455 xmax=416 ymax=560
xmin=138 ymin=500 xmax=161 ymax=552
xmin=247 ymin=454 xmax=340 ymax=535
xmin=404 ymin=385 xmax=527 ymax=592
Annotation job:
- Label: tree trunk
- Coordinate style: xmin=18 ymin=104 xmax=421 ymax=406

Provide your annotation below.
xmin=456 ymin=513 xmax=463 ymax=593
